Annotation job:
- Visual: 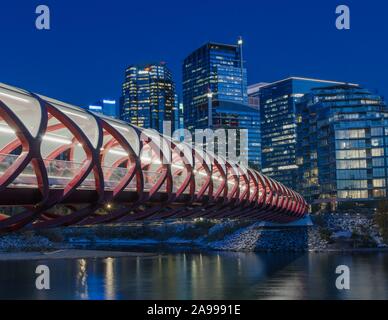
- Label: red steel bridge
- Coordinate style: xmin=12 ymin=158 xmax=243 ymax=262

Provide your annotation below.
xmin=0 ymin=83 xmax=308 ymax=232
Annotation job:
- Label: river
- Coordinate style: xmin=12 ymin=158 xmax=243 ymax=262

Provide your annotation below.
xmin=0 ymin=250 xmax=387 ymax=300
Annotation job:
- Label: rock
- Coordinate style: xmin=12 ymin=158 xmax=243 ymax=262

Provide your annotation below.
xmin=331 ymin=231 xmax=352 ymax=240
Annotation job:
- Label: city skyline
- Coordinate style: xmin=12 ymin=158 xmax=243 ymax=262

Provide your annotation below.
xmin=0 ymin=0 xmax=387 ymax=106
xmin=120 ymin=62 xmax=176 ymax=131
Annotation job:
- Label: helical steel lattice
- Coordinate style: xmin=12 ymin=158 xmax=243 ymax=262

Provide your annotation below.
xmin=0 ymin=83 xmax=308 ymax=232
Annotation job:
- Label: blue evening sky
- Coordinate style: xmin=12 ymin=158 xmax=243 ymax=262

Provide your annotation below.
xmin=0 ymin=0 xmax=387 ymax=106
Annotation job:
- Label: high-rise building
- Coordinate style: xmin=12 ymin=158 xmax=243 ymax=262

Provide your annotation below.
xmin=248 ymin=82 xmax=268 ymax=107
xmin=297 ymin=84 xmax=388 ymax=211
xmin=212 ymin=100 xmax=261 ymax=169
xmin=259 ymin=77 xmax=350 ymax=188
xmin=247 ymin=83 xmax=268 ymax=169
xmin=87 ymin=99 xmax=118 ymax=118
xmin=120 ymin=62 xmax=176 ymax=132
xmin=182 ymin=39 xmax=260 ymax=167
xmin=183 ymin=40 xmax=248 ymax=131
xmin=173 ymin=95 xmax=184 ymax=132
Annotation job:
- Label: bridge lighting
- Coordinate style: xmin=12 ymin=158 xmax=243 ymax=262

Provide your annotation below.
xmin=62 ymin=110 xmax=88 ymax=120
xmin=42 ymin=135 xmax=72 ymax=145
xmin=141 ymin=156 xmax=162 ymax=165
xmin=0 ymin=125 xmax=15 ymax=134
xmin=109 ymin=149 xmax=129 ymax=157
xmin=111 ymin=124 xmax=130 ymax=132
xmin=0 ymin=91 xmax=29 ymax=103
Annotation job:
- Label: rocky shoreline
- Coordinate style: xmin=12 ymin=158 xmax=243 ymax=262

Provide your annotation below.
xmin=0 ymin=214 xmax=387 ymax=255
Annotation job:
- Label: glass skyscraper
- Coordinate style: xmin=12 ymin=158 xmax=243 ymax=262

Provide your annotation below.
xmin=247 ymin=83 xmax=268 ymax=169
xmin=259 ymin=77 xmax=350 ymax=188
xmin=297 ymin=84 xmax=388 ymax=211
xmin=182 ymin=40 xmax=260 ymax=168
xmin=87 ymin=99 xmax=118 ymax=118
xmin=212 ymin=100 xmax=261 ymax=169
xmin=183 ymin=41 xmax=248 ymax=131
xmin=120 ymin=62 xmax=176 ymax=132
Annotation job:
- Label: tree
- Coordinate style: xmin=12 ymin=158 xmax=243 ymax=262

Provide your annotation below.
xmin=374 ymin=200 xmax=388 ymax=243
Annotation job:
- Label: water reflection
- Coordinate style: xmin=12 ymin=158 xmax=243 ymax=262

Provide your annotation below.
xmin=0 ymin=252 xmax=388 ymax=300
xmin=76 ymin=259 xmax=88 ymax=299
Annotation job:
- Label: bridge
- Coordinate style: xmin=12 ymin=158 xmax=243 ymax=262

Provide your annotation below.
xmin=0 ymin=83 xmax=308 ymax=232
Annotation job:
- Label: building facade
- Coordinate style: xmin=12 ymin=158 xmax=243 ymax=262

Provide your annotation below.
xmin=247 ymin=83 xmax=268 ymax=169
xmin=259 ymin=77 xmax=350 ymax=188
xmin=183 ymin=41 xmax=248 ymax=131
xmin=211 ymin=100 xmax=261 ymax=169
xmin=297 ymin=84 xmax=388 ymax=211
xmin=87 ymin=99 xmax=118 ymax=118
xmin=120 ymin=63 xmax=176 ymax=132
xmin=181 ymin=40 xmax=261 ymax=168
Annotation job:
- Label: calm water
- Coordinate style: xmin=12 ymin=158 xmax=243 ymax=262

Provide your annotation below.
xmin=1 ymin=250 xmax=388 ymax=300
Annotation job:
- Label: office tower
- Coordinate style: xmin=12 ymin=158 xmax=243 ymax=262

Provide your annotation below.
xmin=212 ymin=100 xmax=261 ymax=169
xmin=87 ymin=99 xmax=118 ymax=118
xmin=173 ymin=94 xmax=184 ymax=132
xmin=120 ymin=62 xmax=176 ymax=132
xmin=182 ymin=39 xmax=260 ymax=167
xmin=248 ymin=82 xmax=268 ymax=107
xmin=247 ymin=83 xmax=268 ymax=169
xmin=259 ymin=77 xmax=350 ymax=188
xmin=183 ymin=40 xmax=248 ymax=131
xmin=297 ymin=84 xmax=388 ymax=212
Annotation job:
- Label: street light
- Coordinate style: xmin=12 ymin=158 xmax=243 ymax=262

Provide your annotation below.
xmin=207 ymin=90 xmax=213 ymax=127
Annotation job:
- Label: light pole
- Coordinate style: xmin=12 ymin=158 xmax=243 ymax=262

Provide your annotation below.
xmin=207 ymin=90 xmax=213 ymax=128
xmin=238 ymin=36 xmax=245 ymax=102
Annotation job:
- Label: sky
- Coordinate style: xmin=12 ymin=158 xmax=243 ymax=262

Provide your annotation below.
xmin=0 ymin=0 xmax=387 ymax=107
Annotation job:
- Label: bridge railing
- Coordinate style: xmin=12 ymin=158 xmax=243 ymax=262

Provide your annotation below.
xmin=0 ymin=153 xmax=172 ymax=192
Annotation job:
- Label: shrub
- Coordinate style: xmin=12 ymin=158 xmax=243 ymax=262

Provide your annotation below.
xmin=312 ymin=214 xmax=327 ymax=227
xmin=319 ymin=227 xmax=332 ymax=243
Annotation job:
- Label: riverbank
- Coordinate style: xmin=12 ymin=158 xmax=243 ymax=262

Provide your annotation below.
xmin=0 ymin=214 xmax=387 ymax=256
xmin=0 ymin=249 xmax=158 ymax=261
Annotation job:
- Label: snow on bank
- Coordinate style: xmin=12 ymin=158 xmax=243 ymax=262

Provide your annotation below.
xmin=1 ymin=214 xmax=387 ymax=253
xmin=0 ymin=233 xmax=54 ymax=252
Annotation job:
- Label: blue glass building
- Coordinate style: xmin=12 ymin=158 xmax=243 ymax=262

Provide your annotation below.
xmin=212 ymin=100 xmax=261 ymax=169
xmin=247 ymin=83 xmax=268 ymax=169
xmin=297 ymin=84 xmax=388 ymax=211
xmin=120 ymin=62 xmax=176 ymax=132
xmin=183 ymin=41 xmax=248 ymax=131
xmin=182 ymin=40 xmax=260 ymax=168
xmin=87 ymin=99 xmax=118 ymax=118
xmin=259 ymin=77 xmax=350 ymax=188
